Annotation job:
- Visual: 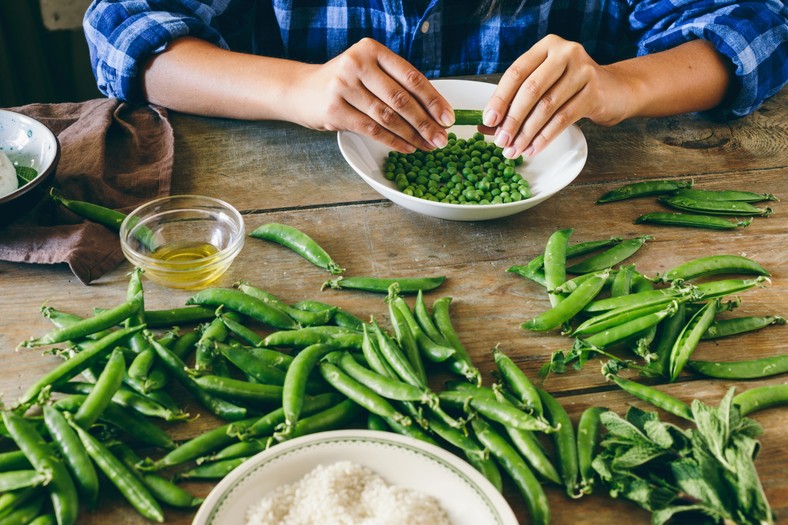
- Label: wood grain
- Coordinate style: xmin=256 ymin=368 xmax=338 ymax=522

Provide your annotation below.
xmin=0 ymin=86 xmax=785 ymax=524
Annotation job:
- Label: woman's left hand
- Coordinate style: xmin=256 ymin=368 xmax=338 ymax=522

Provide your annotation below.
xmin=482 ymin=34 xmax=631 ymax=159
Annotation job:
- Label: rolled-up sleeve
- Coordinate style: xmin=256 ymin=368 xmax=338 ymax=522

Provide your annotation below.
xmin=83 ymin=0 xmax=235 ymax=102
xmin=629 ymin=0 xmax=788 ymax=118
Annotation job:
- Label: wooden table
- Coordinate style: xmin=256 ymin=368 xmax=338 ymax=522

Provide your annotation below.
xmin=1 ymin=83 xmax=786 ymax=524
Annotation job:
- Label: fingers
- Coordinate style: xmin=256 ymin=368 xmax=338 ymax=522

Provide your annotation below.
xmin=485 ymin=36 xmax=598 ymax=159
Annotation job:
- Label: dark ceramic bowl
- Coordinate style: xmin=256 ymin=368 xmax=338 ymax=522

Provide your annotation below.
xmin=0 ymin=109 xmax=60 ymax=226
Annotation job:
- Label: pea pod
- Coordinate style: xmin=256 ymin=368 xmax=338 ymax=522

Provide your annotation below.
xmin=318 ymin=361 xmax=411 ymax=426
xmin=193 ymin=375 xmax=284 ymax=404
xmin=322 ymin=275 xmax=446 ymax=294
xmin=634 ymin=211 xmax=752 ymax=230
xmin=659 ymin=254 xmax=770 ymax=282
xmin=702 ymin=315 xmax=785 ymax=340
xmin=145 ymin=331 xmax=248 ymax=421
xmin=263 ymin=326 xmax=362 ymax=349
xmin=73 ymin=347 xmax=126 ymax=428
xmin=603 ymin=364 xmax=693 ymax=420
xmin=432 ymin=296 xmax=481 ymax=385
xmin=544 ymin=228 xmax=573 ymax=304
xmin=71 ymin=423 xmax=164 ymax=523
xmin=522 ymin=269 xmax=610 ymax=331
xmin=292 ymin=300 xmax=365 ymax=331
xmin=0 ymin=471 xmax=48 ymax=492
xmin=733 ymin=383 xmax=788 ymax=416
xmin=389 ymin=290 xmax=456 ymax=364
xmin=388 ymin=296 xmax=428 ymax=385
xmin=249 ymin=222 xmax=344 ymax=274
xmin=17 ymin=325 xmax=143 ymax=409
xmin=687 ymin=354 xmax=788 ymax=379
xmin=537 ymin=388 xmax=581 ymax=498
xmin=671 ymin=187 xmax=778 ymax=202
xmin=509 ymin=236 xmax=623 ymax=276
xmin=577 ymin=406 xmax=608 ymax=494
xmin=21 ymin=292 xmax=143 ymax=348
xmin=439 ymin=390 xmax=557 ymax=433
xmin=659 ymin=195 xmax=773 ymax=216
xmin=177 ymin=457 xmax=247 ymax=480
xmin=282 ymin=343 xmax=339 ymax=434
xmin=336 ymin=351 xmax=434 ymax=404
xmin=452 ymin=109 xmax=484 ymax=125
xmin=186 ymin=288 xmax=299 ymax=330
xmin=42 ymin=406 xmax=100 ymax=509
xmin=596 ymin=179 xmax=693 ymax=203
xmin=565 ymin=236 xmax=652 ymax=274
xmin=493 ymin=346 xmax=542 ymax=416
xmin=143 ymin=306 xmax=216 ymax=328
xmin=2 ymin=411 xmax=79 ymax=525
xmin=0 ymin=493 xmax=45 ymax=525
xmin=470 ymin=417 xmax=550 ymax=525
xmin=669 ymin=299 xmax=719 ymax=382
xmin=236 ymin=281 xmax=335 ymax=326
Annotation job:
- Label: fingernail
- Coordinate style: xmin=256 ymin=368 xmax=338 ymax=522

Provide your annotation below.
xmin=483 ymin=109 xmax=498 ymax=127
xmin=440 ymin=111 xmax=455 ymax=127
xmin=494 ymin=129 xmax=511 ymax=149
xmin=432 ymin=132 xmax=448 ymax=149
xmin=503 ymin=146 xmax=518 ymax=159
xmin=524 ymin=145 xmax=535 ymax=157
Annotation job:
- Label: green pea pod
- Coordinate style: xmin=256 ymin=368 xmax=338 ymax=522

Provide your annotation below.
xmin=282 ymin=398 xmax=364 ymax=440
xmin=318 ymin=362 xmax=412 ymax=426
xmin=390 ymin=293 xmax=455 ymax=364
xmin=2 ymin=411 xmax=79 ymax=525
xmin=337 ymin=351 xmax=434 ymax=404
xmin=537 ymin=388 xmax=581 ymax=498
xmin=249 ymin=222 xmax=344 ymax=274
xmin=733 ymin=383 xmax=788 ymax=416
xmin=659 ymin=254 xmax=771 ymax=282
xmin=603 ymin=366 xmax=693 ymax=420
xmin=21 ymin=292 xmax=143 ymax=348
xmin=669 ymin=299 xmax=719 ymax=382
xmin=659 ymin=195 xmax=773 ymax=216
xmin=439 ymin=390 xmax=557 ymax=433
xmin=177 ymin=457 xmax=247 ymax=481
xmin=522 ymin=269 xmax=610 ymax=331
xmin=577 ymin=406 xmax=608 ymax=494
xmin=493 ymin=346 xmax=543 ymax=416
xmin=701 ymin=315 xmax=785 ymax=340
xmin=543 ymin=228 xmax=572 ymax=305
xmin=263 ymin=326 xmax=362 ymax=349
xmin=111 ymin=443 xmax=204 ymax=508
xmin=432 ymin=296 xmax=481 ymax=386
xmin=565 ymin=236 xmax=652 ymax=274
xmin=42 ymin=406 xmax=100 ymax=509
xmin=0 ymin=471 xmax=48 ymax=492
xmin=293 ymin=300 xmax=365 ymax=331
xmin=513 ymin=236 xmax=623 ymax=275
xmin=634 ymin=211 xmax=753 ymax=230
xmin=323 ymin=275 xmax=446 ymax=294
xmin=452 ymin=109 xmax=484 ymax=125
xmin=186 ymin=288 xmax=299 ymax=330
xmin=687 ymin=354 xmax=788 ymax=380
xmin=281 ymin=343 xmax=339 ymax=434
xmin=143 ymin=306 xmax=216 ymax=328
xmin=671 ymin=187 xmax=779 ymax=202
xmin=0 ymin=450 xmax=31 ymax=471
xmin=0 ymin=493 xmax=45 ymax=525
xmin=236 ymin=281 xmax=335 ymax=326
xmin=372 ymin=318 xmax=427 ymax=389
xmin=193 ymin=375 xmax=283 ymax=404
xmin=71 ymin=423 xmax=164 ymax=523
xmin=74 ymin=347 xmax=126 ymax=428
xmin=17 ymin=325 xmax=143 ymax=410
xmin=145 ymin=331 xmax=248 ymax=421
xmin=389 ymin=297 xmax=429 ymax=385
xmin=470 ymin=417 xmax=550 ymax=525
xmin=596 ymin=179 xmax=693 ymax=203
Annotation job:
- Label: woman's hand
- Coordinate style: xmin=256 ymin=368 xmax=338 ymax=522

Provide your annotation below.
xmin=482 ymin=34 xmax=631 ymax=159
xmin=290 ymin=38 xmax=455 ymax=153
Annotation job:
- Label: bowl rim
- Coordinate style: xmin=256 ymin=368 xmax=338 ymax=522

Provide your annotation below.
xmin=119 ymin=194 xmax=246 ymax=267
xmin=0 ymin=109 xmax=61 ymax=205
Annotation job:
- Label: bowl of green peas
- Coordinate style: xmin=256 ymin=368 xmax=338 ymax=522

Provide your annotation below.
xmin=337 ymin=79 xmax=588 ymax=221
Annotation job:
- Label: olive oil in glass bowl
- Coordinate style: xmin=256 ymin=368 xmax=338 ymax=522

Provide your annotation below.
xmin=120 ymin=195 xmax=245 ymax=290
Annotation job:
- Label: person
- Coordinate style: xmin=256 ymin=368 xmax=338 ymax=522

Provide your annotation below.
xmin=83 ymin=0 xmax=787 ymax=160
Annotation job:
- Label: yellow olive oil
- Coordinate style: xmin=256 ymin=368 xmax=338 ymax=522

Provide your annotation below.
xmin=147 ymin=241 xmax=222 ymax=289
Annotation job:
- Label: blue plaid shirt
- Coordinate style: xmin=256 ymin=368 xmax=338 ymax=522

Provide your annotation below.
xmin=84 ymin=0 xmax=787 ymax=118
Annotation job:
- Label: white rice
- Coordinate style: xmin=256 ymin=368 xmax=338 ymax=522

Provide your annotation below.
xmin=245 ymin=460 xmax=452 ymax=525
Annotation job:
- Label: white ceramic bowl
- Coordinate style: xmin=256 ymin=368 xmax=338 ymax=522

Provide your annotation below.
xmin=338 ymin=79 xmax=588 ymax=221
xmin=0 ymin=109 xmax=60 ymax=225
xmin=193 ymin=429 xmax=518 ymax=525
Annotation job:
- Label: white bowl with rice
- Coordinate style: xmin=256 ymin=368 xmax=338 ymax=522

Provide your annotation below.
xmin=193 ymin=429 xmax=518 ymax=525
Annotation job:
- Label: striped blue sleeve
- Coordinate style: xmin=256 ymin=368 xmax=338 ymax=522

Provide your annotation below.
xmin=629 ymin=0 xmax=788 ymax=117
xmin=83 ymin=0 xmax=237 ymax=102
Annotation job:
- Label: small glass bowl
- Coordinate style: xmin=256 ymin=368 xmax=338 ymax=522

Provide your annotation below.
xmin=120 ymin=195 xmax=245 ymax=290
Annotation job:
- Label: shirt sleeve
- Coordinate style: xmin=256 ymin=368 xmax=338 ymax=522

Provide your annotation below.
xmin=629 ymin=0 xmax=788 ymax=118
xmin=83 ymin=0 xmax=240 ymax=102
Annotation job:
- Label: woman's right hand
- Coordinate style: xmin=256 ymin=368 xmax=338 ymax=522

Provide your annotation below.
xmin=288 ymin=38 xmax=455 ymax=153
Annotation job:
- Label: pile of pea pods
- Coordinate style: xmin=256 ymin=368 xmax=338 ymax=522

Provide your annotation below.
xmin=510 ymin=228 xmax=787 ymax=401
xmin=3 ymin=218 xmax=786 ymax=525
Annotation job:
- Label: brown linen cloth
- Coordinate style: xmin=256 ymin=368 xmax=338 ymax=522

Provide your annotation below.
xmin=0 ymin=99 xmax=173 ymax=284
